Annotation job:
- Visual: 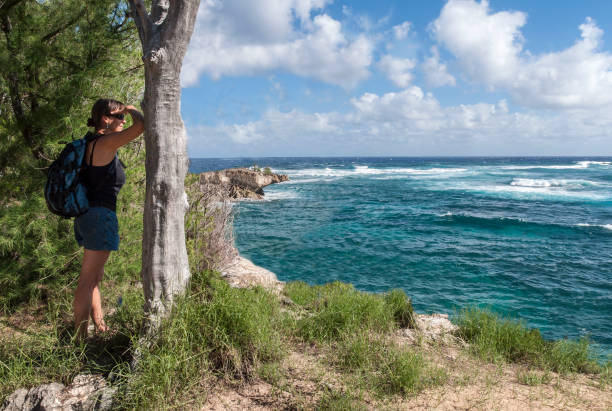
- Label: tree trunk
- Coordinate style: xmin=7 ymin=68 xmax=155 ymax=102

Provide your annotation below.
xmin=129 ymin=0 xmax=199 ymax=333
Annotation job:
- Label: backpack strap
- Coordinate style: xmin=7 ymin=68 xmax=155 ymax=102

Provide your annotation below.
xmin=89 ymin=138 xmax=99 ymax=166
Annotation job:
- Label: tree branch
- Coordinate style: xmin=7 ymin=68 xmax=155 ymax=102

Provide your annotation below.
xmin=41 ymin=8 xmax=86 ymax=43
xmin=128 ymin=0 xmax=152 ymax=48
xmin=0 ymin=0 xmax=24 ymax=16
xmin=162 ymin=0 xmax=200 ymax=61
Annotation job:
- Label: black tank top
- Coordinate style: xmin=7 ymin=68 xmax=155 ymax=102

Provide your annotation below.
xmin=84 ymin=133 xmax=126 ymax=212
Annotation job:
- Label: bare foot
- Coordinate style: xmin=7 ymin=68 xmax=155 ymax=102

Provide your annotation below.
xmin=94 ymin=323 xmax=109 ymax=333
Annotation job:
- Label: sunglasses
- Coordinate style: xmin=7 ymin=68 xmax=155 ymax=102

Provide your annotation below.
xmin=106 ymin=112 xmax=125 ymax=121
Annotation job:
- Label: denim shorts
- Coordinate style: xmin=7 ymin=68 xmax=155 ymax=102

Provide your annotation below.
xmin=74 ymin=207 xmax=119 ymax=251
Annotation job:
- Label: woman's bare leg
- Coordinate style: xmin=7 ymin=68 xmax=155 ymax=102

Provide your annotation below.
xmin=74 ymin=249 xmax=110 ymax=339
xmin=90 ymin=286 xmax=109 ymax=332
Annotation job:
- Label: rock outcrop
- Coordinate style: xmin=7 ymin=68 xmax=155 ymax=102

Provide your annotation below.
xmin=399 ymin=313 xmax=462 ymax=346
xmin=198 ymin=168 xmax=289 ymax=200
xmin=220 ymin=256 xmax=284 ymax=294
xmin=2 ymin=374 xmax=115 ymax=411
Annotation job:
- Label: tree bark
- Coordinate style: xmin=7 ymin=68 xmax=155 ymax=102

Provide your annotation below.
xmin=129 ymin=0 xmax=199 ymax=333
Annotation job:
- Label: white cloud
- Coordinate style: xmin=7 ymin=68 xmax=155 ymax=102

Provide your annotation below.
xmin=431 ymin=0 xmax=612 ymax=109
xmin=378 ymin=55 xmax=416 ymax=88
xmin=392 ymin=21 xmax=411 ymax=40
xmin=189 ymin=84 xmax=612 ymax=156
xmin=181 ymin=0 xmax=372 ymax=89
xmin=421 ymin=46 xmax=456 ymax=87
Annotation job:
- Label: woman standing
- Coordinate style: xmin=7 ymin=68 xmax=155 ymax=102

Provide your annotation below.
xmin=73 ymin=98 xmax=144 ymax=338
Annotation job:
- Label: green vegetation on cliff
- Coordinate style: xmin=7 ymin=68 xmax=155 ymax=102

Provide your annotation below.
xmin=1 ymin=3 xmax=609 ymax=409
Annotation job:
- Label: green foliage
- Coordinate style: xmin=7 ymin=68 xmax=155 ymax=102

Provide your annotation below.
xmin=117 ymin=269 xmax=287 ymax=409
xmin=0 ymin=0 xmax=144 ymax=199
xmin=456 ymin=307 xmax=601 ymax=374
xmin=0 ymin=0 xmax=144 ymax=312
xmin=516 ymin=369 xmax=552 ymax=386
xmin=0 ymin=195 xmax=81 ymax=311
xmin=284 ymin=281 xmax=414 ymax=342
xmin=334 ymin=333 xmax=447 ymax=397
xmin=377 ymin=344 xmax=447 ymax=396
xmin=263 ymin=167 xmax=272 ymax=175
xmin=285 ymin=281 xmax=444 ymax=397
xmin=384 ymin=288 xmax=417 ymax=329
xmin=317 ymin=388 xmax=366 ymax=411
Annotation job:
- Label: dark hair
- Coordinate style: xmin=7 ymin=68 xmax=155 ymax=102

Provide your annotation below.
xmin=87 ymin=98 xmax=125 ymax=129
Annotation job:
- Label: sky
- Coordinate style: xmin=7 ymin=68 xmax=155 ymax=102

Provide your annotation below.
xmin=180 ymin=0 xmax=612 ymax=157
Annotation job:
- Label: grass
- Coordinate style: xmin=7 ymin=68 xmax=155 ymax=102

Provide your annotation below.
xmin=284 ymin=281 xmax=446 ymax=397
xmin=2 ymin=146 xmax=610 ymax=408
xmin=456 ymin=307 xmax=602 ymax=374
xmin=285 ymin=281 xmax=416 ymax=342
xmin=516 ymin=369 xmax=552 ymax=386
xmin=115 ymin=269 xmax=288 ymax=409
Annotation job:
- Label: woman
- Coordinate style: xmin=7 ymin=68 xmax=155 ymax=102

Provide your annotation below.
xmin=73 ymin=98 xmax=144 ymax=338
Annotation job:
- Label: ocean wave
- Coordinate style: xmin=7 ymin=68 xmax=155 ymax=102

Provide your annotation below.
xmin=576 ymin=223 xmax=612 ymax=231
xmin=455 ymin=183 xmax=609 ymax=201
xmin=501 ymin=160 xmax=610 ymax=170
xmin=510 ymin=178 xmax=599 ymax=189
xmin=278 ymin=166 xmax=468 ymax=179
xmin=263 ymin=190 xmax=300 ymax=201
xmin=437 ymin=213 xmax=612 ymax=234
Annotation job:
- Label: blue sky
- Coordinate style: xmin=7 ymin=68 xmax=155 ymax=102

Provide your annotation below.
xmin=180 ymin=0 xmax=612 ymax=157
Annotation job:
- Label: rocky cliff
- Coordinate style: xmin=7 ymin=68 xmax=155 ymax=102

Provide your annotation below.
xmin=198 ymin=168 xmax=289 ymax=199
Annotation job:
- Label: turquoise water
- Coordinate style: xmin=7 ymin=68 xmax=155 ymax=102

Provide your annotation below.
xmin=190 ymin=157 xmax=612 ymax=355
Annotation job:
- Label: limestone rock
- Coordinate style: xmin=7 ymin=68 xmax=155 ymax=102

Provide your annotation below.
xmin=198 ymin=168 xmax=289 ymax=200
xmin=1 ymin=374 xmax=115 ymax=411
xmin=220 ymin=256 xmax=283 ymax=293
xmin=401 ymin=313 xmax=461 ymax=345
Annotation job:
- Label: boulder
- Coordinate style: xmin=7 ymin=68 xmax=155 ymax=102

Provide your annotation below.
xmin=2 ymin=374 xmax=115 ymax=411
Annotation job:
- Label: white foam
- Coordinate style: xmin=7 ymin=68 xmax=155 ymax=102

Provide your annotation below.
xmin=501 ymin=161 xmax=610 ymax=170
xmin=279 ymin=166 xmax=468 ymax=179
xmin=263 ymin=190 xmax=299 ymax=200
xmin=456 ymin=183 xmax=609 ymax=201
xmin=576 ymin=161 xmax=611 ymax=167
xmin=577 ymin=223 xmax=612 ymax=231
xmin=510 ymin=178 xmax=599 ymax=188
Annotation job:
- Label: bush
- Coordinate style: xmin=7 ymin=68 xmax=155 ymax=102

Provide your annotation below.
xmin=185 ymin=176 xmax=236 ymax=272
xmin=384 ymin=288 xmax=417 ymax=329
xmin=285 ymin=281 xmax=395 ymax=342
xmin=456 ymin=307 xmax=600 ymax=373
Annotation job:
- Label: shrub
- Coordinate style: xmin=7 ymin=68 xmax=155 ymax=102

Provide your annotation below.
xmin=285 ymin=281 xmax=395 ymax=342
xmin=185 ymin=176 xmax=236 ymax=272
xmin=384 ymin=288 xmax=417 ymax=329
xmin=456 ymin=307 xmax=600 ymax=374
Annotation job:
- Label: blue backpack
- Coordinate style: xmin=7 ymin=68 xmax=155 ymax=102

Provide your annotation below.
xmin=44 ymin=133 xmax=99 ymax=218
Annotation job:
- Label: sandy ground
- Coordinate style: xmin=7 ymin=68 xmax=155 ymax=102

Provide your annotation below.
xmin=198 ymin=347 xmax=610 ymax=411
xmin=198 ymin=333 xmax=611 ymax=411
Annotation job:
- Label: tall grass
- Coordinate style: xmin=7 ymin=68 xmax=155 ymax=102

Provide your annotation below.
xmin=284 ymin=281 xmax=445 ymax=396
xmin=456 ymin=307 xmax=601 ymax=374
xmin=285 ymin=281 xmax=415 ymax=342
xmin=116 ymin=269 xmax=288 ymax=409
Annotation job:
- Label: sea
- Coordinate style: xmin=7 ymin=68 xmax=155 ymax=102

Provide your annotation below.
xmin=189 ymin=157 xmax=612 ymax=357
